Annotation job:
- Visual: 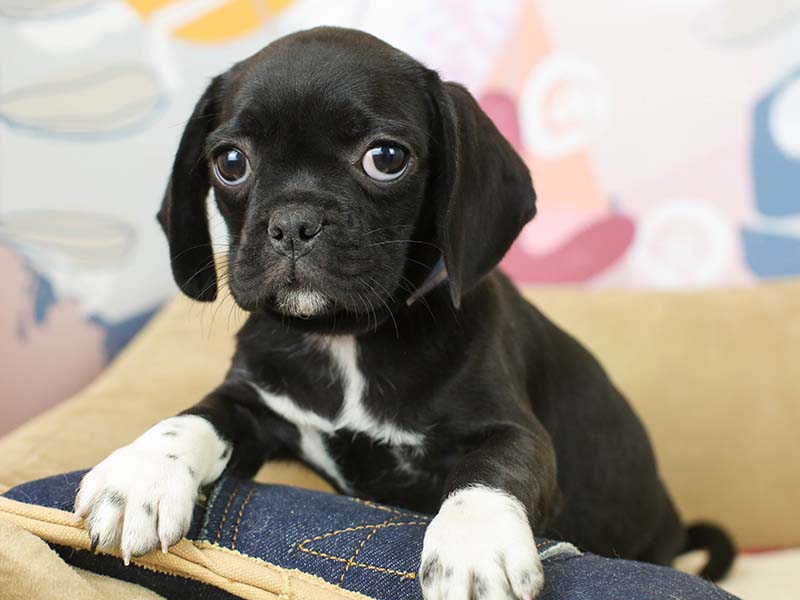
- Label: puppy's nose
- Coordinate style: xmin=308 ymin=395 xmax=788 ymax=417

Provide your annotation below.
xmin=268 ymin=208 xmax=323 ymax=257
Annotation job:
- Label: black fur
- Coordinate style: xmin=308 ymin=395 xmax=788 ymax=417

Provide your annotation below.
xmin=158 ymin=27 xmax=733 ymax=581
xmin=685 ymin=524 xmax=737 ymax=581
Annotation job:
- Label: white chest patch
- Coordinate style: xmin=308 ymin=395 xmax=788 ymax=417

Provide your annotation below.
xmin=324 ymin=335 xmax=424 ymax=446
xmin=246 ymin=334 xmax=423 ymax=489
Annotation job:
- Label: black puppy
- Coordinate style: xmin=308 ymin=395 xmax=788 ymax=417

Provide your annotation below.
xmin=76 ymin=27 xmax=733 ymax=599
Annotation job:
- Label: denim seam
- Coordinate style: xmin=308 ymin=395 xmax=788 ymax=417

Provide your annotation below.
xmin=539 ymin=541 xmax=582 ymax=561
xmin=352 ymin=497 xmax=431 ymax=521
xmin=231 ymin=486 xmax=255 ymax=551
xmin=199 ymin=480 xmax=227 ymax=540
xmin=296 ymin=521 xmax=428 ymax=580
xmin=337 ymin=514 xmax=397 ymax=586
xmin=539 ymin=553 xmax=582 ymax=565
xmin=213 ymin=482 xmax=240 ymax=544
xmin=194 ymin=540 xmax=376 ymax=600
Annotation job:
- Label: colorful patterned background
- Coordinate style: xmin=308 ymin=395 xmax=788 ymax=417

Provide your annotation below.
xmin=1 ymin=0 xmax=799 ymax=432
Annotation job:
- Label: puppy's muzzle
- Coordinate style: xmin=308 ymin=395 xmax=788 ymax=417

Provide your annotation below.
xmin=268 ymin=206 xmax=324 ymax=258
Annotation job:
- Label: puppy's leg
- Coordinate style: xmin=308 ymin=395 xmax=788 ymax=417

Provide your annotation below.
xmin=419 ymin=422 xmax=559 ymax=600
xmin=75 ymin=380 xmax=285 ymax=562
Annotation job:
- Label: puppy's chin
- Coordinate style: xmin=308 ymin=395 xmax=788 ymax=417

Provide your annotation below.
xmin=274 ymin=289 xmax=330 ymax=318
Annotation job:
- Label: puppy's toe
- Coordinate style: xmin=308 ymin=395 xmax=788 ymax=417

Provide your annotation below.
xmin=418 ymin=555 xmax=450 ymax=600
xmin=74 ymin=467 xmax=104 ymax=520
xmin=500 ymin=551 xmax=544 ymax=600
xmin=120 ymin=498 xmax=160 ymax=564
xmin=155 ymin=487 xmax=195 ymax=553
xmin=84 ymin=490 xmax=126 ymax=552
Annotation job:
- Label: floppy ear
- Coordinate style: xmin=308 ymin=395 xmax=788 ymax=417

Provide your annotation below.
xmin=429 ymin=79 xmax=536 ymax=308
xmin=157 ymin=76 xmax=224 ymax=302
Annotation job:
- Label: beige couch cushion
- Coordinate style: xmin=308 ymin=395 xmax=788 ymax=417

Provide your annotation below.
xmin=0 ymin=281 xmax=798 ymax=550
xmin=532 ymin=282 xmax=800 ymax=550
xmin=0 ymin=518 xmax=163 ymax=600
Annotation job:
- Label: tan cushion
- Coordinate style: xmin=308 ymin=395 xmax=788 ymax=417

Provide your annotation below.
xmin=529 ymin=281 xmax=800 ymax=550
xmin=0 ymin=517 xmax=164 ymax=600
xmin=718 ymin=548 xmax=800 ymax=600
xmin=0 ymin=281 xmax=798 ymax=550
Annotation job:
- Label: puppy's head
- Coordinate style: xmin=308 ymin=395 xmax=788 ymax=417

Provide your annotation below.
xmin=158 ymin=27 xmax=535 ymax=330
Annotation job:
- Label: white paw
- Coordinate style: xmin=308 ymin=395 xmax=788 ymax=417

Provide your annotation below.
xmin=419 ymin=486 xmax=544 ymax=600
xmin=74 ymin=415 xmax=230 ymax=563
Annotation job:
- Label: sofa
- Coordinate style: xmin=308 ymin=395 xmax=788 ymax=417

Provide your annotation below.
xmin=1 ymin=282 xmax=798 ymax=599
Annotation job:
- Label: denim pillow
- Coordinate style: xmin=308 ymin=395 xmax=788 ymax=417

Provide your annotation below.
xmin=0 ymin=471 xmax=738 ymax=600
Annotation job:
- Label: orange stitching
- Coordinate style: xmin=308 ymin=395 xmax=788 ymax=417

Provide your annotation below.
xmin=300 ymin=547 xmax=417 ymax=580
xmin=231 ymin=487 xmax=254 ymax=550
xmin=299 ymin=520 xmax=427 ymax=545
xmin=351 ymin=497 xmax=431 ymax=521
xmin=192 ymin=540 xmax=377 ymax=600
xmin=337 ymin=516 xmax=394 ymax=585
xmin=296 ymin=520 xmax=427 ymax=580
xmin=213 ymin=483 xmax=240 ymax=544
xmin=301 ymin=524 xmax=373 ymax=541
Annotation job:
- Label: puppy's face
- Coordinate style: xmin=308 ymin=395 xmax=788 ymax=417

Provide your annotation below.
xmin=159 ymin=27 xmax=536 ymax=332
xmin=208 ymin=32 xmax=436 ymax=319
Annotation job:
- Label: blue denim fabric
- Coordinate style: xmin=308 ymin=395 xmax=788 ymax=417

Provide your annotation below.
xmin=4 ymin=471 xmax=739 ymax=600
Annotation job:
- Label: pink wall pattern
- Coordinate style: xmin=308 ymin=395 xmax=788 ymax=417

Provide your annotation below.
xmin=1 ymin=0 xmax=799 ymax=431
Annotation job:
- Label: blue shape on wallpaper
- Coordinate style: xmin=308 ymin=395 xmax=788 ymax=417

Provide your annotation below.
xmin=12 ymin=246 xmax=161 ymax=358
xmin=751 ymin=70 xmax=800 ymax=217
xmin=744 ymin=68 xmax=800 ymax=278
xmin=16 ymin=269 xmax=58 ymax=341
xmin=742 ymin=228 xmax=800 ymax=277
xmin=90 ymin=307 xmax=159 ymax=361
xmin=32 ymin=272 xmax=58 ymax=324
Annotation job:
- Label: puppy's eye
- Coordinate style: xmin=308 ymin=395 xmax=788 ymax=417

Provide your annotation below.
xmin=362 ymin=145 xmax=408 ymax=181
xmin=213 ymin=147 xmax=250 ymax=186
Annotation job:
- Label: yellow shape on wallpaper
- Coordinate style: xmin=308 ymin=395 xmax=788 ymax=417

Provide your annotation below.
xmin=127 ymin=0 xmax=178 ymax=19
xmin=128 ymin=0 xmax=295 ymax=43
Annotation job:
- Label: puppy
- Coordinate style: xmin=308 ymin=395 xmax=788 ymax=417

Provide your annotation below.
xmin=75 ymin=27 xmax=733 ymax=599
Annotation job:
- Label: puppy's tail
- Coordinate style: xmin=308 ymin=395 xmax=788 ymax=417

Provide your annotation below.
xmin=684 ymin=522 xmax=735 ymax=581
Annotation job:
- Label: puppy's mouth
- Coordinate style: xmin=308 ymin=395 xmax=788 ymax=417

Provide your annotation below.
xmin=272 ymin=287 xmax=330 ymax=318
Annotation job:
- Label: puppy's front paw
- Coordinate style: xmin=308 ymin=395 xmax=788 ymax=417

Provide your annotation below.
xmin=419 ymin=486 xmax=544 ymax=600
xmin=74 ymin=416 xmax=229 ymax=563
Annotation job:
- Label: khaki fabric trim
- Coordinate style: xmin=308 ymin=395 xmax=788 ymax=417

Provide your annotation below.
xmin=0 ymin=496 xmax=374 ymax=600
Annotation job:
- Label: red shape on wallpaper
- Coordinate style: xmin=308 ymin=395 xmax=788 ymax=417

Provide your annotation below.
xmin=479 ymin=92 xmax=523 ymax=152
xmin=502 ymin=214 xmax=635 ymax=283
xmin=478 ymin=89 xmax=631 ymax=283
